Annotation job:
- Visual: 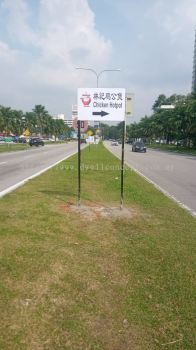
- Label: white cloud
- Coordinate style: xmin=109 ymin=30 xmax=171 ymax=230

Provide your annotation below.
xmin=1 ymin=0 xmax=36 ymax=44
xmin=0 ymin=0 xmax=195 ymax=119
xmin=0 ymin=40 xmax=17 ymax=63
xmin=0 ymin=0 xmax=112 ymax=113
xmin=144 ymin=0 xmax=196 ymax=38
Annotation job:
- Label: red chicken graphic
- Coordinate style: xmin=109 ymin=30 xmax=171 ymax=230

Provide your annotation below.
xmin=81 ymin=93 xmax=91 ymax=107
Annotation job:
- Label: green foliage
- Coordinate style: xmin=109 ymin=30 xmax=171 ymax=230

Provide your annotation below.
xmin=100 ymin=93 xmax=196 ymax=148
xmin=0 ymin=104 xmax=71 ymax=138
xmin=126 ymin=93 xmax=196 ymax=147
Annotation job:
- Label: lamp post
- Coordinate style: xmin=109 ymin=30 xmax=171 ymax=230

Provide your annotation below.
xmin=76 ymin=67 xmax=121 ymax=88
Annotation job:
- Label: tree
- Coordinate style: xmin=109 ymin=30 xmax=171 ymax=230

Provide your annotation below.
xmin=25 ymin=112 xmax=37 ymax=134
xmin=52 ymin=119 xmax=66 ymax=141
xmin=11 ymin=109 xmax=25 ymax=135
xmin=152 ymin=94 xmax=167 ymax=112
xmin=32 ymin=105 xmax=50 ymax=136
xmin=0 ymin=106 xmax=13 ymax=135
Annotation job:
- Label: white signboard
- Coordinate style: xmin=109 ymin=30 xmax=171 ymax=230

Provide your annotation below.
xmin=77 ymin=88 xmax=125 ymax=121
xmin=86 ymin=136 xmax=95 ymax=144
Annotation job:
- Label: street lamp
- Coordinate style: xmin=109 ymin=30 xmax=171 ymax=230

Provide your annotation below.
xmin=75 ymin=67 xmax=121 ymax=87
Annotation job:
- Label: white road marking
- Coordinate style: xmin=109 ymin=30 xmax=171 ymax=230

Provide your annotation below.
xmin=105 ymin=144 xmax=196 ymax=218
xmin=0 ymin=150 xmax=77 ymax=198
xmin=0 ymin=162 xmax=7 ymax=165
xmin=127 ymin=162 xmax=196 ymax=218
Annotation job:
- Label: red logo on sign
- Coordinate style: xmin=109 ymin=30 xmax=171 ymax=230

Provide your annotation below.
xmin=81 ymin=93 xmax=91 ymax=107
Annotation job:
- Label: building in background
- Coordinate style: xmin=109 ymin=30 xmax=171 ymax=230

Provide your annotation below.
xmin=64 ymin=119 xmax=73 ymax=128
xmin=53 ymin=113 xmax=72 ymax=128
xmin=55 ymin=114 xmax=65 ymax=121
xmin=192 ymin=28 xmax=196 ymax=94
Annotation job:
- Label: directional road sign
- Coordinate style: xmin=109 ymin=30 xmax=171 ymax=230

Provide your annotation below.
xmin=77 ymin=88 xmax=125 ymax=121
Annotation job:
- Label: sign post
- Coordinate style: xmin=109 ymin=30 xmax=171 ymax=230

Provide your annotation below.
xmin=77 ymin=120 xmax=81 ymax=206
xmin=120 ymin=121 xmax=125 ymax=209
xmin=77 ymin=88 xmax=125 ymax=207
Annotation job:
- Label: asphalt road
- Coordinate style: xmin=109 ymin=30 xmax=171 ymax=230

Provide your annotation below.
xmin=105 ymin=141 xmax=196 ymax=216
xmin=0 ymin=143 xmax=79 ymax=196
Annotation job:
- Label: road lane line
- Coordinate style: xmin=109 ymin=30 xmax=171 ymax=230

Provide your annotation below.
xmin=0 ymin=150 xmax=77 ymax=198
xmin=127 ymin=162 xmax=196 ymax=217
xmin=105 ymin=143 xmax=196 ymax=218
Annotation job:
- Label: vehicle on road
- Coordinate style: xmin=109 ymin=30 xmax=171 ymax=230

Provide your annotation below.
xmin=29 ymin=137 xmax=44 ymax=147
xmin=111 ymin=141 xmax=118 ymax=146
xmin=132 ymin=141 xmax=146 ymax=153
xmin=80 ymin=139 xmax=87 ymax=144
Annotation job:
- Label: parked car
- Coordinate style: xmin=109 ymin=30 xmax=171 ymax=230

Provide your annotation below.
xmin=12 ymin=136 xmax=19 ymax=143
xmin=18 ymin=137 xmax=27 ymax=144
xmin=0 ymin=136 xmax=5 ymax=143
xmin=132 ymin=141 xmax=146 ymax=152
xmin=29 ymin=137 xmax=44 ymax=147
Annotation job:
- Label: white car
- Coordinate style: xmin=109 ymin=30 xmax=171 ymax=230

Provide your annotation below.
xmin=111 ymin=141 xmax=118 ymax=146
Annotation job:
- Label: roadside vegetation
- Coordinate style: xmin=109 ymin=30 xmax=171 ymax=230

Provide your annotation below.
xmin=100 ymin=93 xmax=196 ymax=153
xmin=0 ymin=104 xmax=74 ymax=139
xmin=0 ymin=143 xmax=29 ymax=153
xmin=0 ymin=140 xmax=69 ymax=153
xmin=147 ymin=143 xmax=196 ymax=155
xmin=0 ymin=143 xmax=195 ymax=350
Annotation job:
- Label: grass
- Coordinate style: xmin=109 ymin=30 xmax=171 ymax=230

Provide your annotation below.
xmin=44 ymin=140 xmax=68 ymax=145
xmin=148 ymin=143 xmax=196 ymax=155
xmin=0 ymin=143 xmax=195 ymax=349
xmin=0 ymin=141 xmax=68 ymax=153
xmin=0 ymin=143 xmax=29 ymax=153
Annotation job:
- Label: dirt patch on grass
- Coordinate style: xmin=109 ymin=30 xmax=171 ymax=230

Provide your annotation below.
xmin=60 ymin=201 xmax=137 ymax=221
xmin=87 ymin=316 xmax=151 ymax=350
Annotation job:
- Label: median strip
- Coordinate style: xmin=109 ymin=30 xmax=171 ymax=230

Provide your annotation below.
xmin=0 ymin=143 xmax=195 ymax=349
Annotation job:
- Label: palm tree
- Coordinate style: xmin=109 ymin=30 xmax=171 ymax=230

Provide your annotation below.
xmin=32 ymin=105 xmax=49 ymax=136
xmin=11 ymin=109 xmax=24 ymax=135
xmin=0 ymin=106 xmax=13 ymax=135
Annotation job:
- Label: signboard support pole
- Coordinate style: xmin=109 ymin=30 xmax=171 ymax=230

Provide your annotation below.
xmin=77 ymin=120 xmax=81 ymax=206
xmin=120 ymin=120 xmax=125 ymax=209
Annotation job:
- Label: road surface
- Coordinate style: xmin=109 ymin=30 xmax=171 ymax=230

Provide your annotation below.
xmin=0 ymin=143 xmax=79 ymax=196
xmin=105 ymin=141 xmax=196 ymax=216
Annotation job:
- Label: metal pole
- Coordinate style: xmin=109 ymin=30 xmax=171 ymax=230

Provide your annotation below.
xmin=120 ymin=120 xmax=125 ymax=209
xmin=77 ymin=120 xmax=81 ymax=206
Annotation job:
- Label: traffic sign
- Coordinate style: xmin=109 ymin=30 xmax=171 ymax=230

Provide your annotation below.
xmin=77 ymin=88 xmax=125 ymax=121
xmin=87 ymin=130 xmax=94 ymax=136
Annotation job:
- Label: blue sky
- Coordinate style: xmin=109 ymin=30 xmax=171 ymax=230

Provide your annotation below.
xmin=0 ymin=0 xmax=195 ymax=121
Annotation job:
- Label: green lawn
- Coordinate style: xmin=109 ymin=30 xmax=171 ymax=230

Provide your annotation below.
xmin=0 ymin=143 xmax=195 ymax=349
xmin=0 ymin=142 xmax=67 ymax=153
xmin=148 ymin=143 xmax=196 ymax=155
xmin=0 ymin=143 xmax=29 ymax=153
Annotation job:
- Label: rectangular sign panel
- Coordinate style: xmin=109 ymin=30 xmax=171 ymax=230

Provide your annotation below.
xmin=125 ymin=93 xmax=134 ymax=116
xmin=77 ymin=88 xmax=125 ymax=121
